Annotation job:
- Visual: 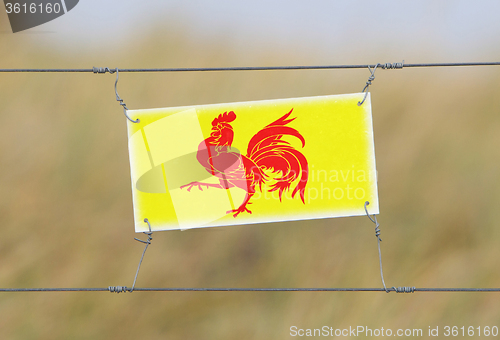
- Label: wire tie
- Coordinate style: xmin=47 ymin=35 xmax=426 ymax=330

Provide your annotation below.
xmin=93 ymin=67 xmax=139 ymax=123
xmin=380 ymin=60 xmax=404 ymax=70
xmin=364 ymin=201 xmax=390 ymax=292
xmin=93 ymin=67 xmax=114 ymax=74
xmin=113 ymin=68 xmax=140 ymax=123
xmin=134 ymin=219 xmax=153 ymax=245
xmin=391 ymin=286 xmax=415 ymax=293
xmin=357 ymin=61 xmax=404 ymax=106
xmin=365 ymin=202 xmax=415 ymax=294
xmin=109 ymin=219 xmax=153 ymax=294
xmin=357 ymin=64 xmax=378 ymax=106
xmin=108 ymin=286 xmax=128 ymax=293
xmin=129 ymin=219 xmax=154 ymax=293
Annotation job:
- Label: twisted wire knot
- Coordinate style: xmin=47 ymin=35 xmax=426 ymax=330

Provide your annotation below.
xmin=374 ymin=222 xmax=382 ymax=241
xmin=364 ymin=74 xmax=375 ymax=88
xmin=134 ymin=218 xmax=153 ymax=245
xmin=108 ymin=286 xmax=129 ymax=293
xmin=391 ymin=286 xmax=415 ymax=293
xmin=380 ymin=61 xmax=404 ymax=69
xmin=358 ymin=64 xmax=378 ymax=106
xmin=92 ymin=67 xmax=116 ymax=74
xmin=116 ymin=92 xmax=128 ymax=111
xmin=364 ymin=201 xmax=382 ymax=242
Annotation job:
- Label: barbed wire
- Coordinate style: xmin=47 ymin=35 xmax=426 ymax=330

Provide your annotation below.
xmin=0 ymin=61 xmax=499 ymax=73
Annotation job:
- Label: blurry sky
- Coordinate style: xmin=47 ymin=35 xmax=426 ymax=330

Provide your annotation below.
xmin=2 ymin=0 xmax=500 ymax=63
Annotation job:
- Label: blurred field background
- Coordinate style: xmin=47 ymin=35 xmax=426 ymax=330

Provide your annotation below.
xmin=1 ymin=1 xmax=500 ymax=339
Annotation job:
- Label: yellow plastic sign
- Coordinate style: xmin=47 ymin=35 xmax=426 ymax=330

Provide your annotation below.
xmin=127 ymin=93 xmax=378 ymax=232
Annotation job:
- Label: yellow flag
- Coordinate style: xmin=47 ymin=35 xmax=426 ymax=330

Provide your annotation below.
xmin=127 ymin=93 xmax=378 ymax=232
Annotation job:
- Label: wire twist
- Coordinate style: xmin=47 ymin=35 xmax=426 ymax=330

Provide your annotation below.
xmin=130 ymin=219 xmax=153 ymax=292
xmin=391 ymin=286 xmax=415 ymax=293
xmin=107 ymin=219 xmax=153 ymax=293
xmin=364 ymin=201 xmax=389 ymax=292
xmin=93 ymin=66 xmax=139 ymax=123
xmin=113 ymin=68 xmax=139 ymax=123
xmin=364 ymin=201 xmax=382 ymax=241
xmin=108 ymin=286 xmax=128 ymax=293
xmin=92 ymin=67 xmax=114 ymax=74
xmin=380 ymin=61 xmax=404 ymax=69
xmin=357 ymin=61 xmax=404 ymax=106
xmin=357 ymin=64 xmax=378 ymax=106
xmin=364 ymin=202 xmax=416 ymax=294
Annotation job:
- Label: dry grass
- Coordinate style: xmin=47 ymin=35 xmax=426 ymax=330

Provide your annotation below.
xmin=1 ymin=23 xmax=500 ymax=339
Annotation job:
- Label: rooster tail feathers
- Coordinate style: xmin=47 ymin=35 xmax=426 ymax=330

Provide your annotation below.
xmin=267 ymin=148 xmax=308 ymax=203
xmin=246 ymin=109 xmax=309 ymax=204
xmin=247 ymin=110 xmax=305 ymax=157
xmin=266 ymin=109 xmax=296 ymax=127
xmin=248 ymin=126 xmax=305 ymax=156
xmin=293 ymin=161 xmax=308 ymax=204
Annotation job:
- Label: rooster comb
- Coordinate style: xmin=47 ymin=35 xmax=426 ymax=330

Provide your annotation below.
xmin=212 ymin=111 xmax=236 ymax=126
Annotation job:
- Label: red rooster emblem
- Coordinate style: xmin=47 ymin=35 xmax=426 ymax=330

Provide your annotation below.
xmin=180 ymin=109 xmax=309 ymax=217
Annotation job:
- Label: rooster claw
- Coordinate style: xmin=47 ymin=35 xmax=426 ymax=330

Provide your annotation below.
xmin=180 ymin=185 xmax=198 ymax=192
xmin=180 ymin=184 xmax=193 ymax=192
xmin=180 ymin=182 xmax=219 ymax=192
xmin=227 ymin=206 xmax=252 ymax=217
